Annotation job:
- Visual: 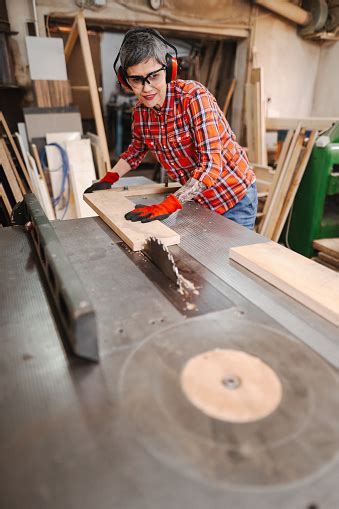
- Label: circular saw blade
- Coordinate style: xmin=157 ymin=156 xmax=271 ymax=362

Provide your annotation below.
xmin=142 ymin=236 xmax=180 ymax=286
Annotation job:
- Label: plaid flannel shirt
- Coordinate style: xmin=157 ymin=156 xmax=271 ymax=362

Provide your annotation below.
xmin=120 ymin=80 xmax=255 ymax=214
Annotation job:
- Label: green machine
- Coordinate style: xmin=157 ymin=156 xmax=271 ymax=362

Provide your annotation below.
xmin=286 ymin=122 xmax=339 ymax=257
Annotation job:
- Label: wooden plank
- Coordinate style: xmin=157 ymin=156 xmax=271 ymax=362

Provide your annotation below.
xmin=229 ymin=241 xmax=339 ymax=327
xmin=313 ymin=238 xmax=339 ymax=260
xmin=258 ymin=129 xmax=293 ymax=234
xmin=0 ymin=183 xmax=12 ymax=216
xmin=318 ymin=252 xmax=339 ymax=269
xmin=76 ymin=13 xmax=110 ymax=174
xmin=0 ymin=141 xmax=23 ymax=202
xmin=65 ymin=139 xmax=97 ymax=218
xmin=313 ymin=256 xmax=339 ymax=273
xmin=87 ymin=132 xmax=106 ymax=179
xmin=0 ymin=112 xmax=32 ymax=191
xmin=269 ymin=130 xmax=305 ymax=241
xmin=26 ymin=153 xmax=55 ymax=221
xmin=272 ymin=131 xmax=317 ymax=242
xmin=260 ymin=127 xmax=300 ymax=237
xmin=1 ymin=139 xmax=26 ymax=195
xmin=206 ymin=42 xmax=223 ymax=97
xmin=266 ymin=117 xmax=338 ymax=130
xmin=83 ymin=190 xmax=180 ymax=251
xmin=199 ymin=43 xmax=214 ymax=86
xmin=245 ymin=83 xmax=256 ymax=163
xmin=248 ymin=68 xmax=267 ymax=166
xmin=65 ymin=17 xmax=79 ymax=63
xmin=222 ymin=78 xmax=236 ymax=117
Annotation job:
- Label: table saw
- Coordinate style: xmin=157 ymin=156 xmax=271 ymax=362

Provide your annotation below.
xmin=1 ymin=177 xmax=339 ymax=509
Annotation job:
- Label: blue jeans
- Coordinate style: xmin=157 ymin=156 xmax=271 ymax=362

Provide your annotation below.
xmin=222 ymin=182 xmax=258 ymax=230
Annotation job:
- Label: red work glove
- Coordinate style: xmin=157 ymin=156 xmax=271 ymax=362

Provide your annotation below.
xmin=125 ymin=194 xmax=182 ymax=223
xmin=84 ymin=171 xmax=120 ymax=193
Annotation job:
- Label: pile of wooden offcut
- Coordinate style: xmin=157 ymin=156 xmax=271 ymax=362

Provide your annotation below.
xmin=313 ymin=238 xmax=339 ymax=272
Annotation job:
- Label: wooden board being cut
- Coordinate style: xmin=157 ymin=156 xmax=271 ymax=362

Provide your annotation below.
xmin=83 ymin=190 xmax=180 ymax=251
xmin=229 ymin=241 xmax=339 ymax=327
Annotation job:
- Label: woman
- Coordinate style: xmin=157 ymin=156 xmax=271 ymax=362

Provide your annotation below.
xmin=85 ymin=27 xmax=257 ymax=229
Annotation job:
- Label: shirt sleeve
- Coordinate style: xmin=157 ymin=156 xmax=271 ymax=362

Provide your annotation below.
xmin=187 ymin=90 xmax=228 ymax=188
xmin=119 ymin=111 xmax=148 ymax=170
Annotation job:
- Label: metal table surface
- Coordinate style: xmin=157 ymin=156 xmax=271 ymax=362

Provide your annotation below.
xmin=1 ymin=190 xmax=339 ymax=509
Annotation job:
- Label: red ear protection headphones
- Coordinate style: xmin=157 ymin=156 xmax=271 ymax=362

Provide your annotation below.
xmin=113 ymin=27 xmax=178 ymax=90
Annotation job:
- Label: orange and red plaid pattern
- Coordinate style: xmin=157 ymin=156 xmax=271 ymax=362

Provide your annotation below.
xmin=120 ymin=80 xmax=255 ymax=214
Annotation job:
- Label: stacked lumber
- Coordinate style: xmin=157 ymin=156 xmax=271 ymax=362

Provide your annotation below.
xmin=33 ymin=80 xmax=73 ymax=108
xmin=254 ymin=124 xmax=318 ymax=241
xmin=312 ymin=238 xmax=339 ymax=272
xmin=0 ymin=110 xmax=101 ymax=227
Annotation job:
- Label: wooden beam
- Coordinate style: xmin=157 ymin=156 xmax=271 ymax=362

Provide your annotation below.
xmin=83 ymin=190 xmax=180 ymax=251
xmin=266 ymin=117 xmax=338 ymax=130
xmin=229 ymin=241 xmax=339 ymax=326
xmin=64 ymin=14 xmax=110 ymax=176
xmin=65 ymin=17 xmax=79 ymax=63
xmin=76 ymin=13 xmax=111 ymax=174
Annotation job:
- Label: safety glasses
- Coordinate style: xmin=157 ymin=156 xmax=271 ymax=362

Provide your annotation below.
xmin=126 ymin=66 xmax=166 ymax=89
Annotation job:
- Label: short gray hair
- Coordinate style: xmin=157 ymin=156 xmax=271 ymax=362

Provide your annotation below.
xmin=120 ymin=28 xmax=167 ymax=71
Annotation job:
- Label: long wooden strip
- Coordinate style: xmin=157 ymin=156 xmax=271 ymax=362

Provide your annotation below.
xmin=1 ymin=139 xmax=26 ymax=195
xmin=267 ymin=129 xmax=305 ymax=240
xmin=0 ymin=112 xmax=32 ymax=191
xmin=0 ymin=141 xmax=23 ymax=202
xmin=272 ymin=130 xmax=317 ymax=242
xmin=258 ymin=129 xmax=294 ymax=234
xmin=229 ymin=241 xmax=339 ymax=326
xmin=84 ymin=190 xmax=180 ymax=251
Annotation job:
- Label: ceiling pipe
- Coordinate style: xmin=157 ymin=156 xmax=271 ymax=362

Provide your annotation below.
xmin=254 ymin=0 xmax=312 ymax=26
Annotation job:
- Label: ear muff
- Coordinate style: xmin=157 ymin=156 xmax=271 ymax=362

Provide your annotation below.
xmin=116 ymin=66 xmax=132 ymax=90
xmin=114 ymin=28 xmax=178 ymax=89
xmin=165 ymin=53 xmax=178 ymax=83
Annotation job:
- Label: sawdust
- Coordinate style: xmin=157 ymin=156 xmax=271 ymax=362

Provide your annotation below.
xmin=177 ymin=274 xmax=200 ymax=296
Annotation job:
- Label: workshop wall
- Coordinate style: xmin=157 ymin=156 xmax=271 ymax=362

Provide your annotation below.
xmin=252 ymin=11 xmax=320 ymax=118
xmin=312 ymin=41 xmax=339 ymax=116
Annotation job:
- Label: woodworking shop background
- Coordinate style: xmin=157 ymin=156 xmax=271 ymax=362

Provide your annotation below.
xmin=5 ymin=0 xmax=339 ymax=128
xmin=1 ymin=0 xmax=339 ymax=254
